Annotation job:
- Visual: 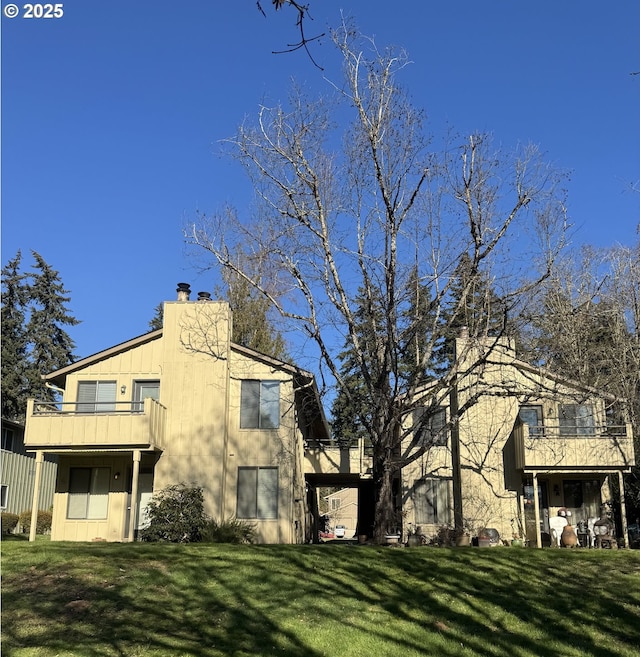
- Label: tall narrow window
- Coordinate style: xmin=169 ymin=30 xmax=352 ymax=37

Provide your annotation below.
xmin=1 ymin=484 xmax=8 ymax=509
xmin=240 ymin=381 xmax=280 ymax=429
xmin=77 ymin=381 xmax=117 ymax=413
xmin=518 ymin=406 xmax=544 ymax=437
xmin=133 ymin=380 xmax=160 ymax=412
xmin=237 ymin=467 xmax=278 ymax=519
xmin=1 ymin=427 xmax=14 ymax=451
xmin=559 ymin=404 xmax=595 ymax=436
xmin=67 ymin=467 xmax=110 ymax=519
xmin=412 ymin=478 xmax=451 ymax=525
xmin=413 ymin=407 xmax=448 ymax=447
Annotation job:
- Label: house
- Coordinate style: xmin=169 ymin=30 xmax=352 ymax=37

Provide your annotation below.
xmin=1 ymin=418 xmax=57 ymax=519
xmin=323 ymin=487 xmax=358 ymax=538
xmin=401 ymin=335 xmax=636 ymax=548
xmin=23 ymin=284 xmax=330 ymax=543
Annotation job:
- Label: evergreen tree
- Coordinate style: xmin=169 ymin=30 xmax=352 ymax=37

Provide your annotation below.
xmin=148 ymin=303 xmax=164 ymax=331
xmin=331 ymin=287 xmax=384 ymax=448
xmin=433 ymin=253 xmax=508 ymax=373
xmin=216 ymin=249 xmax=288 ymax=360
xmin=1 ymin=251 xmax=30 ymax=419
xmin=24 ymin=252 xmax=79 ymax=404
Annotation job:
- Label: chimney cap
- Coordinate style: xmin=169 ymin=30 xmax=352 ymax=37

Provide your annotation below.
xmin=176 ymin=282 xmax=191 ymax=301
xmin=197 ymin=291 xmax=212 ymax=301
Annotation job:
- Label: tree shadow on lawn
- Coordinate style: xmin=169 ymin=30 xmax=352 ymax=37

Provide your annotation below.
xmin=2 ymin=543 xmax=327 ymax=657
xmin=280 ymin=544 xmax=640 ymax=657
xmin=2 ymin=542 xmax=640 ymax=657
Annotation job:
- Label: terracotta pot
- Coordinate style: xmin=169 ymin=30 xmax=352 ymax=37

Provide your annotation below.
xmin=561 ymin=524 xmax=578 ymax=548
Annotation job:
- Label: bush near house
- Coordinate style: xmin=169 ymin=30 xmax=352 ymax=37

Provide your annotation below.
xmin=140 ymin=484 xmax=256 ymax=544
xmin=140 ymin=484 xmax=207 ymax=543
xmin=17 ymin=509 xmax=52 ymax=534
xmin=202 ymin=517 xmax=256 ymax=544
xmin=1 ymin=512 xmax=19 ymax=534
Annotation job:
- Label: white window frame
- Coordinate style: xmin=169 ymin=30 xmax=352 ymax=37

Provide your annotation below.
xmin=236 ymin=466 xmax=278 ymax=519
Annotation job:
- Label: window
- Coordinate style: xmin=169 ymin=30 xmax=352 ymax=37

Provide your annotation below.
xmin=413 ymin=407 xmax=447 ymax=447
xmin=518 ymin=406 xmax=544 ymax=437
xmin=67 ymin=467 xmax=110 ymax=519
xmin=412 ymin=478 xmax=451 ymax=525
xmin=1 ymin=484 xmax=8 ymax=509
xmin=77 ymin=381 xmax=117 ymax=413
xmin=1 ymin=427 xmax=14 ymax=451
xmin=330 ymin=498 xmax=341 ymax=511
xmin=133 ymin=380 xmax=160 ymax=412
xmin=237 ymin=467 xmax=278 ymax=519
xmin=559 ymin=404 xmax=595 ymax=436
xmin=240 ymin=381 xmax=280 ymax=429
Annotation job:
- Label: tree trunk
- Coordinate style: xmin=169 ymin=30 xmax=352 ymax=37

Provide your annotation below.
xmin=373 ymin=450 xmax=398 ymax=542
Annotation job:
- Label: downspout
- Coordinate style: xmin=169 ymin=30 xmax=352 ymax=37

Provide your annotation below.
xmin=29 ymin=451 xmax=44 ymax=542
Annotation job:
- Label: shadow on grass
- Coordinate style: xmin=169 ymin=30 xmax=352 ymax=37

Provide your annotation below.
xmin=2 ymin=542 xmax=640 ymax=657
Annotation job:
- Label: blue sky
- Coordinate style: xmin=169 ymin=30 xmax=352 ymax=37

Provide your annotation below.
xmin=2 ymin=1 xmax=639 ymax=364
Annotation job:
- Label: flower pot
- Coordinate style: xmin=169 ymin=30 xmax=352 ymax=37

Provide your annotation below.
xmin=384 ymin=534 xmax=401 ymax=545
xmin=456 ymin=533 xmax=471 ymax=547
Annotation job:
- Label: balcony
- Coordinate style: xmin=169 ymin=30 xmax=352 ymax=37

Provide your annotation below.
xmin=24 ymin=397 xmax=167 ymax=452
xmin=304 ymin=437 xmax=373 ymax=478
xmin=513 ymin=423 xmax=634 ymax=470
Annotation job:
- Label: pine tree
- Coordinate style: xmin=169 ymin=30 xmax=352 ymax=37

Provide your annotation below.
xmin=148 ymin=303 xmax=164 ymax=331
xmin=216 ymin=251 xmax=288 ymax=361
xmin=433 ymin=253 xmax=507 ymax=373
xmin=330 ymin=288 xmax=384 ymax=448
xmin=1 ymin=251 xmax=30 ymax=420
xmin=24 ymin=251 xmax=79 ymax=403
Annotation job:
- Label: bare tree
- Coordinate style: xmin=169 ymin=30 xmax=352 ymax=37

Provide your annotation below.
xmin=187 ymin=27 xmax=568 ymax=539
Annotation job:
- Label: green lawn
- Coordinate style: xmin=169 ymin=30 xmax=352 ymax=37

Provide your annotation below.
xmin=2 ymin=539 xmax=639 ymax=657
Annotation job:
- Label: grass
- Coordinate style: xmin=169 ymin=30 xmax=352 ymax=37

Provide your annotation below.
xmin=2 ymin=539 xmax=640 ymax=657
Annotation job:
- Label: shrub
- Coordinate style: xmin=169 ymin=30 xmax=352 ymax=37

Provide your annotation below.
xmin=140 ymin=484 xmax=206 ymax=543
xmin=1 ymin=512 xmax=19 ymax=534
xmin=202 ymin=517 xmax=256 ymax=544
xmin=18 ymin=510 xmax=52 ymax=534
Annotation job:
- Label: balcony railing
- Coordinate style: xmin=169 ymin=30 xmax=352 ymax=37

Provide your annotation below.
xmin=514 ymin=423 xmax=634 ymax=470
xmin=25 ymin=398 xmax=167 ymax=450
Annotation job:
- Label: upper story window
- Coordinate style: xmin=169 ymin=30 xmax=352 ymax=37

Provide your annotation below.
xmin=240 ymin=380 xmax=280 ymax=429
xmin=1 ymin=427 xmax=14 ymax=451
xmin=77 ymin=381 xmax=117 ymax=413
xmin=518 ymin=405 xmax=544 ymax=437
xmin=413 ymin=407 xmax=448 ymax=447
xmin=330 ymin=498 xmax=341 ymax=511
xmin=559 ymin=403 xmax=595 ymax=436
xmin=133 ymin=380 xmax=160 ymax=412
